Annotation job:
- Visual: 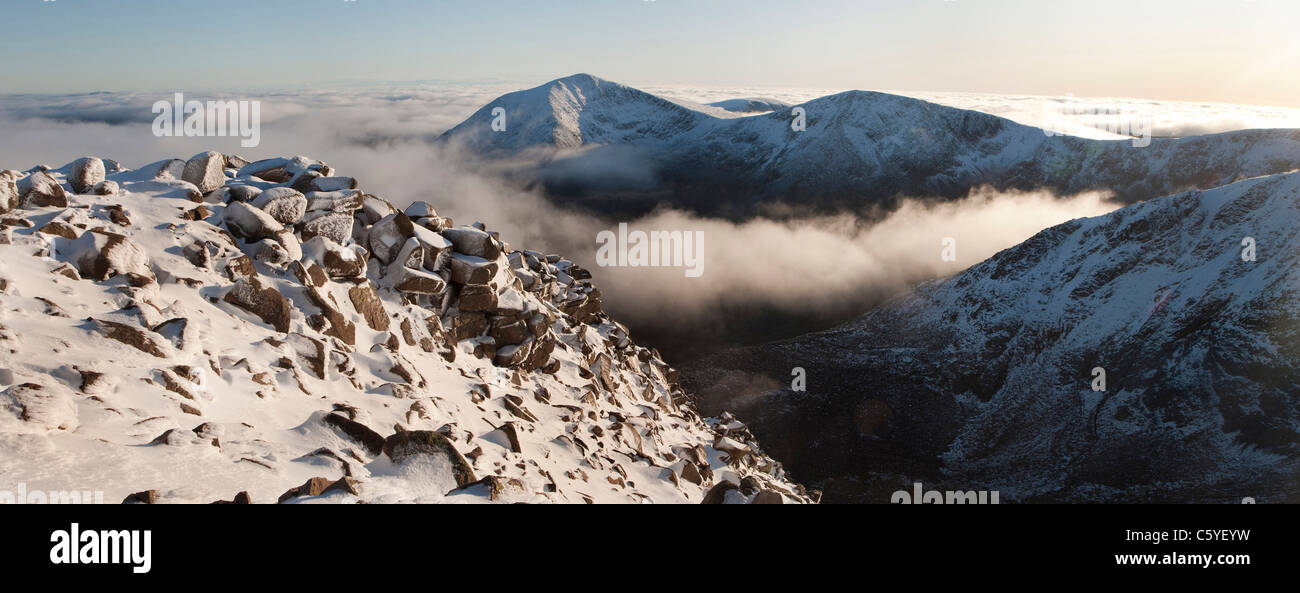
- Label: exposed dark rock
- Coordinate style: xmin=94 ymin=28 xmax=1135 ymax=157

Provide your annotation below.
xmin=88 ymin=318 xmax=169 ymax=358
xmin=223 ymin=278 xmax=291 ymax=333
xmin=382 ymin=430 xmax=476 ymax=488
xmin=122 ymin=490 xmax=158 ymax=504
xmin=323 ymin=413 xmax=385 ymax=457
xmin=348 ymin=282 xmax=389 ymax=332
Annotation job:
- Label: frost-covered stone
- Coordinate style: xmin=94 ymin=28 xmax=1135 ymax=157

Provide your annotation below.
xmin=288 ymin=169 xmax=323 ymax=193
xmin=17 ymin=171 xmax=68 ymax=208
xmin=448 ymin=253 xmax=499 ymax=285
xmin=223 ymin=184 xmax=263 ymax=203
xmin=382 ymin=431 xmax=476 ymax=487
xmin=222 ymin=201 xmax=283 ymax=240
xmin=411 ymin=224 xmax=453 ymax=272
xmin=457 ymin=284 xmax=498 ymax=312
xmin=489 ymin=317 xmax=528 ymax=346
xmin=237 ymin=156 xmax=318 ymax=183
xmin=441 ymin=226 xmax=501 ymax=259
xmin=140 ymin=158 xmax=186 ymax=180
xmin=359 ymin=195 xmax=397 ymax=225
xmin=68 ymin=157 xmax=105 ymax=194
xmin=301 ymin=236 xmax=367 ymax=279
xmin=3 ymin=383 xmax=77 ymax=431
xmin=58 ymin=230 xmax=153 ymax=282
xmin=391 ymin=265 xmax=447 ymax=296
xmin=252 ymin=238 xmax=291 ymax=266
xmin=224 ymin=154 xmax=250 ymax=169
xmin=389 ymin=236 xmax=424 ymax=274
xmin=348 ymin=282 xmax=389 ymax=331
xmin=88 ymin=318 xmax=170 ymax=358
xmin=300 ymin=211 xmax=354 ymax=244
xmin=152 ymin=318 xmax=197 ymax=351
xmin=404 ymin=201 xmax=438 ymax=219
xmin=182 ymin=151 xmax=226 ymax=194
xmin=250 ymin=187 xmax=307 ymax=225
xmin=92 ymin=180 xmax=120 ymax=196
xmin=223 ymin=277 xmax=291 ymax=333
xmin=305 ymin=189 xmax=364 ymax=213
xmin=0 ymin=172 xmax=17 ymax=213
xmin=37 ymin=221 xmax=79 ymax=239
xmin=304 ymin=286 xmax=357 ymax=346
xmin=494 ymin=287 xmax=526 ymax=316
xmin=310 ymin=176 xmax=357 ymax=192
xmin=274 ymin=229 xmax=302 ymax=261
xmin=368 ymin=212 xmax=416 ymax=264
xmin=415 ymin=215 xmax=453 ymax=232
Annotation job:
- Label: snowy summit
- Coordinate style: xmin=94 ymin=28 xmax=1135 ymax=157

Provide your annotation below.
xmin=0 ymin=153 xmax=810 ymax=504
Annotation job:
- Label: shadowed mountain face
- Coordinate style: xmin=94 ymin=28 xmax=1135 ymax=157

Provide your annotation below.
xmin=688 ymin=173 xmax=1300 ymax=503
xmin=442 ymin=74 xmax=1300 ymax=219
xmin=707 ymin=98 xmax=792 ymax=114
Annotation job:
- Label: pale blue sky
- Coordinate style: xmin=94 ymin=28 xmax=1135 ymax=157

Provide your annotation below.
xmin=2 ymin=0 xmax=1297 ymax=106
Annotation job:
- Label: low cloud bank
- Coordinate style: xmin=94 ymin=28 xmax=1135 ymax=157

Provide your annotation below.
xmin=0 ymin=85 xmax=1126 ymax=342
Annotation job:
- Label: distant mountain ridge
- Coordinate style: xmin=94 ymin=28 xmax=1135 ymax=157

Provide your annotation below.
xmin=441 ymin=74 xmax=1300 ymax=217
xmin=707 ymin=98 xmax=792 ymax=114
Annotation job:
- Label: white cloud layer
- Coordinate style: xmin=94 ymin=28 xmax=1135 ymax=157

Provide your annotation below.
xmin=0 ymin=82 xmax=1289 ymax=331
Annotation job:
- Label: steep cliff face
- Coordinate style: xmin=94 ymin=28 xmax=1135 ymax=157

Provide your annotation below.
xmin=0 ymin=153 xmax=810 ymax=504
xmin=694 ymin=172 xmax=1300 ymax=503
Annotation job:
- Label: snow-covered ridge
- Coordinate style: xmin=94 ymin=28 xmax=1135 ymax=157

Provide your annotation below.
xmin=441 ymin=74 xmax=1300 ymax=217
xmin=442 ymin=73 xmax=717 ymax=153
xmin=701 ymin=170 xmax=1300 ymax=502
xmin=0 ymin=152 xmax=810 ymax=504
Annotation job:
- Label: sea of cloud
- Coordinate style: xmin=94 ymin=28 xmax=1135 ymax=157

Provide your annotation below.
xmin=1 ymin=80 xmax=1293 ymax=342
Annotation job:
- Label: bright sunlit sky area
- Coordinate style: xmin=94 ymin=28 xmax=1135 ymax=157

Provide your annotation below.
xmin=1 ymin=0 xmax=1297 ymax=107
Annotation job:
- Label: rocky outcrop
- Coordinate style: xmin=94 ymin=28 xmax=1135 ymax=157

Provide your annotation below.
xmin=0 ymin=153 xmax=811 ymax=505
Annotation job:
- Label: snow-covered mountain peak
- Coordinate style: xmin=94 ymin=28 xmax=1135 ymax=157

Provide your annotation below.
xmin=443 ymin=77 xmax=1300 ymax=216
xmin=441 ymin=74 xmax=714 ymax=153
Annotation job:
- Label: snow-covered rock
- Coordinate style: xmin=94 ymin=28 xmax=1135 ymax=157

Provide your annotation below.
xmin=182 ymin=151 xmax=226 ymax=195
xmin=56 ymin=230 xmax=153 ymax=282
xmin=250 ymin=187 xmax=307 ymax=225
xmin=17 ymin=171 xmax=68 ymax=208
xmin=0 ymin=171 xmax=18 ymax=213
xmin=223 ymin=201 xmax=284 ymax=240
xmin=68 ymin=157 xmax=106 ymax=194
xmin=0 ymin=154 xmax=810 ymax=504
xmin=301 ymin=236 xmax=366 ymax=280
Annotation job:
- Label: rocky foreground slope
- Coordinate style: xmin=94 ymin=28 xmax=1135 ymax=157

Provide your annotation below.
xmin=0 ymin=153 xmax=810 ymax=504
xmin=694 ymin=172 xmax=1300 ymax=503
